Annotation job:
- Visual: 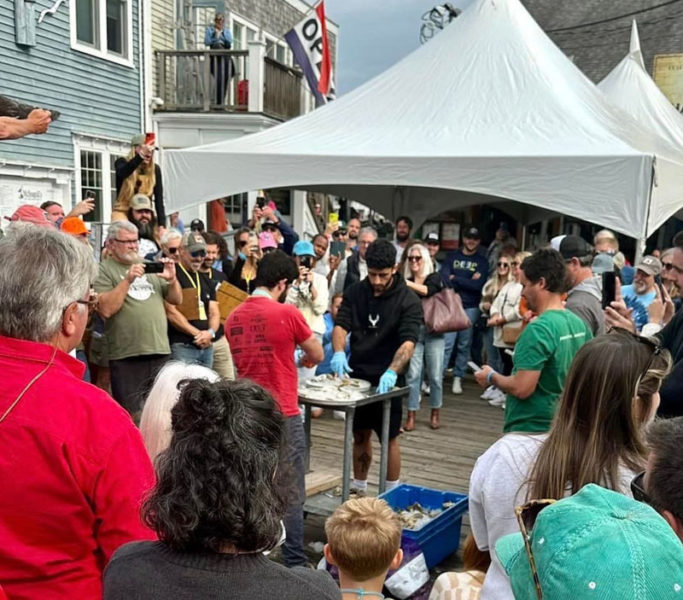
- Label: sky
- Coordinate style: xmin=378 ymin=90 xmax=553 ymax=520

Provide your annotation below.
xmin=325 ymin=0 xmax=473 ymax=95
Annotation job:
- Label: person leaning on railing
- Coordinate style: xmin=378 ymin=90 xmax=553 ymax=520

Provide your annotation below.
xmin=205 ymin=13 xmax=234 ymax=106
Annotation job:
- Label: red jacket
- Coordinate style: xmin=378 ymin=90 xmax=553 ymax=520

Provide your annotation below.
xmin=0 ymin=336 xmax=156 ymax=600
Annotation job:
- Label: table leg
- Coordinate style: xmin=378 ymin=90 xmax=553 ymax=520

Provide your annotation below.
xmin=341 ymin=406 xmax=355 ymax=502
xmin=379 ymin=398 xmax=390 ymax=494
xmin=304 ymin=404 xmax=312 ymax=473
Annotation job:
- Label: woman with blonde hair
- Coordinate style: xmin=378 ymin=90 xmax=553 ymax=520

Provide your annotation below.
xmin=139 ymin=361 xmax=219 ymax=462
xmin=403 ymin=242 xmax=445 ymax=430
xmin=479 ymin=254 xmax=513 ymax=377
xmin=469 ymin=331 xmax=671 ymax=600
xmin=113 ymin=134 xmax=165 ymax=224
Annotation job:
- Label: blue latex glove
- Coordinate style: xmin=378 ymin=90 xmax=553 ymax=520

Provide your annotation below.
xmin=330 ymin=351 xmax=352 ymax=378
xmin=377 ymin=369 xmax=397 ymax=394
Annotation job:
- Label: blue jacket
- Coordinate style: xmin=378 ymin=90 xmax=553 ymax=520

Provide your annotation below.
xmin=440 ymin=249 xmax=489 ymax=309
xmin=204 ymin=27 xmax=233 ymax=49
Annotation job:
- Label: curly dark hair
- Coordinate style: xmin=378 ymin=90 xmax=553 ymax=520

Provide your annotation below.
xmin=142 ymin=378 xmax=286 ymax=553
xmin=521 ymin=248 xmax=568 ymax=294
xmin=366 ymin=239 xmax=397 ymax=270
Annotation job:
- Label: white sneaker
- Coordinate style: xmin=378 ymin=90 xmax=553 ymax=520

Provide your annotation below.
xmin=488 ymin=389 xmax=507 ymax=407
xmin=480 ymin=385 xmax=496 ymax=400
xmin=452 ymin=377 xmax=463 ymax=395
xmin=421 ymin=381 xmax=431 ymax=395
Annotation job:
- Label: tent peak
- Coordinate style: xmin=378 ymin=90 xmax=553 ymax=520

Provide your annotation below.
xmin=630 ymin=20 xmax=645 ymax=69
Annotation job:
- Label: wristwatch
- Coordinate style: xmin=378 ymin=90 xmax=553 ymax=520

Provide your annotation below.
xmin=208 ymin=328 xmax=216 ymax=339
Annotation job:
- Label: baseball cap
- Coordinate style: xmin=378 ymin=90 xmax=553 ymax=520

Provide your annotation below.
xmin=550 ymin=234 xmax=566 ymax=251
xmin=635 ymin=255 xmax=662 ymax=277
xmin=131 ymin=133 xmax=146 ymax=146
xmin=190 ymin=218 xmax=205 ymax=232
xmin=5 ymin=205 xmax=54 ymax=229
xmin=292 ymin=240 xmax=315 ymax=256
xmin=129 ymin=194 xmax=154 ymax=211
xmin=495 ymin=484 xmax=683 ymax=600
xmin=591 ymin=252 xmax=615 ymax=275
xmin=182 ymin=231 xmax=206 ymax=253
xmin=463 ymin=226 xmax=481 ymax=239
xmin=60 ymin=217 xmax=89 ymax=236
xmin=559 ymin=235 xmax=592 ymax=260
xmin=259 ymin=231 xmax=277 ymax=250
xmin=425 ymin=232 xmax=440 ymax=244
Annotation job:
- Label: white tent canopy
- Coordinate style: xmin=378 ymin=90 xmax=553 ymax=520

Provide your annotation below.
xmin=598 ymin=21 xmax=683 ymax=231
xmin=166 ymin=0 xmax=683 ymax=242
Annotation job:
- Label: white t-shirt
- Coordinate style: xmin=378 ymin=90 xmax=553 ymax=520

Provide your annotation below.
xmin=469 ymin=433 xmax=638 ymax=600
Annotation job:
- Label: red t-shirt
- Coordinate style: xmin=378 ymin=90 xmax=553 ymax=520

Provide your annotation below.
xmin=0 ymin=335 xmax=156 ymax=600
xmin=227 ymin=296 xmax=312 ymax=416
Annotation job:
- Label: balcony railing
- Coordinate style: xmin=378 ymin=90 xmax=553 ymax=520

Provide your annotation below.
xmin=155 ymin=42 xmax=303 ymax=121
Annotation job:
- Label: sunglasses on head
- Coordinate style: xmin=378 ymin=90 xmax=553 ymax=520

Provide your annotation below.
xmin=515 ymin=499 xmax=557 ymax=600
xmin=631 ymin=471 xmax=650 ymax=504
xmin=190 ymin=249 xmax=207 ymax=258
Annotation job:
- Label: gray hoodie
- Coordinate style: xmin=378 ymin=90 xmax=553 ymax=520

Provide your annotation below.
xmin=566 ymin=275 xmax=605 ymax=336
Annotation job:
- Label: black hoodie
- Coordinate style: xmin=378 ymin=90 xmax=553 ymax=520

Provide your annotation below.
xmin=336 ymin=274 xmax=423 ymax=384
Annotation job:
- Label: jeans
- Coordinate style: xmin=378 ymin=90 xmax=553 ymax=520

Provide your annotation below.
xmin=406 ymin=327 xmax=444 ymax=411
xmin=482 ymin=326 xmax=504 ymax=373
xmin=443 ymin=307 xmax=480 ymax=378
xmin=280 ymin=416 xmax=307 ymax=567
xmin=171 ymin=342 xmax=214 ymax=368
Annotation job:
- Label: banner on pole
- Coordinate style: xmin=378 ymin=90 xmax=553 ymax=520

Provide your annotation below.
xmin=285 ymin=1 xmax=335 ymax=107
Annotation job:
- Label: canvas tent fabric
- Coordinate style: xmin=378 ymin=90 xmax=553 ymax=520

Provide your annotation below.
xmin=598 ymin=21 xmax=683 ymax=233
xmin=165 ymin=0 xmax=683 ymax=241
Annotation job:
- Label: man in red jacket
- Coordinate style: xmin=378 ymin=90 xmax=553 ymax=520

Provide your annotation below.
xmin=0 ymin=226 xmax=155 ymax=600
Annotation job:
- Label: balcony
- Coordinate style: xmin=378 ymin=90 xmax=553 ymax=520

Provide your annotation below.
xmin=155 ymin=42 xmax=304 ymax=121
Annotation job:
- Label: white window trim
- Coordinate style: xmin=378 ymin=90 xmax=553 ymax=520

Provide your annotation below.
xmin=73 ymin=134 xmax=131 ymax=220
xmin=70 ymin=0 xmax=134 ymax=68
xmin=229 ymin=12 xmax=259 ymax=50
xmin=263 ymin=32 xmax=291 ymax=66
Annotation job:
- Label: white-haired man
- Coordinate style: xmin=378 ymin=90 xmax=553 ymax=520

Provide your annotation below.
xmin=95 ymin=221 xmax=182 ymax=416
xmin=0 ymin=226 xmax=155 ymax=600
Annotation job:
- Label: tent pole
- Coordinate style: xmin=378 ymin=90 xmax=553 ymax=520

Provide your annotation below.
xmin=521 ymin=225 xmax=527 ymax=251
xmin=636 ymin=157 xmax=657 ymax=263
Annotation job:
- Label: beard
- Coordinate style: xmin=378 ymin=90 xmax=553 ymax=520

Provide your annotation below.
xmin=349 ymin=230 xmax=359 ymax=240
xmin=129 ymin=213 xmax=157 ymax=241
xmin=396 ymin=231 xmax=410 ymax=242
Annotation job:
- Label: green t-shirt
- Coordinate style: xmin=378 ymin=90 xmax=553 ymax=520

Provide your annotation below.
xmin=94 ymin=259 xmax=171 ymax=360
xmin=504 ymin=309 xmax=592 ymax=434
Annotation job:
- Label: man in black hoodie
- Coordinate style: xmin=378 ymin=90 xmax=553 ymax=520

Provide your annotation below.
xmin=331 ymin=239 xmax=423 ymax=494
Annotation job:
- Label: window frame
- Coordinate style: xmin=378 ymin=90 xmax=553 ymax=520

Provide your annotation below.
xmin=70 ymin=0 xmax=134 ymax=68
xmin=229 ymin=12 xmax=259 ymax=51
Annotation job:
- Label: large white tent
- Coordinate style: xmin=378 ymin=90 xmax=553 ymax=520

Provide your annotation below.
xmin=165 ymin=0 xmax=683 ymax=244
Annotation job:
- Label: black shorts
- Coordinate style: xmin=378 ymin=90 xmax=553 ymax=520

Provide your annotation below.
xmin=352 ymin=397 xmax=403 ymax=440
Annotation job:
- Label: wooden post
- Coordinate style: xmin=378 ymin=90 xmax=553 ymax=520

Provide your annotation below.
xmin=247 ymin=40 xmax=266 ymax=113
xmin=203 ymin=50 xmax=211 ymax=111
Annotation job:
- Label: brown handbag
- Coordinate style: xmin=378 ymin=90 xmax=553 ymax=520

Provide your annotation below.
xmin=502 ymin=324 xmax=522 ymax=344
xmin=423 ymin=288 xmax=471 ymax=334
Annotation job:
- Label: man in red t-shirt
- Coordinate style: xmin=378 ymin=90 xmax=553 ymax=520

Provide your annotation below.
xmin=227 ymin=250 xmax=323 ymax=567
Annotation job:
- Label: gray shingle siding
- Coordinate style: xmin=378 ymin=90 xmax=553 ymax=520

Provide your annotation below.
xmin=0 ymin=0 xmax=142 ymax=167
xmin=523 ymin=0 xmax=683 ymax=82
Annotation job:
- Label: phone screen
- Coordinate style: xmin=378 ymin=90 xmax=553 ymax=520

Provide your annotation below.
xmin=144 ymin=262 xmax=165 ymax=274
xmin=602 ymin=271 xmax=616 ymax=309
xmin=85 ymin=190 xmax=96 ymax=199
xmin=331 ymin=241 xmax=346 ymax=257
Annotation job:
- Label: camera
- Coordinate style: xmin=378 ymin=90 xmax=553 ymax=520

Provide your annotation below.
xmin=300 ymin=256 xmax=313 ymax=269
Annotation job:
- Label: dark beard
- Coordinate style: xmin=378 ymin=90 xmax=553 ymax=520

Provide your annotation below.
xmin=130 ymin=216 xmax=157 ymax=240
xmin=396 ymin=232 xmax=410 ymax=242
xmin=349 ymin=231 xmax=358 ymax=240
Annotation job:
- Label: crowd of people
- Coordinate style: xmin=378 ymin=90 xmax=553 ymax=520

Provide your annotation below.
xmin=1 ymin=180 xmax=683 ymax=600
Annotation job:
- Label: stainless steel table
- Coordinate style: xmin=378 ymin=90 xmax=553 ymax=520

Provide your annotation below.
xmin=299 ymin=386 xmax=409 ymax=513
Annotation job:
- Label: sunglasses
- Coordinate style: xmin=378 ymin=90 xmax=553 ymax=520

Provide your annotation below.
xmin=166 ymin=247 xmax=179 ymax=254
xmin=408 ymin=256 xmax=422 ymax=262
xmin=631 ymin=471 xmax=650 ymax=504
xmin=238 ymin=240 xmax=249 ymax=247
xmin=515 ymin=499 xmax=557 ymax=600
xmin=262 ymin=225 xmax=278 ymax=232
xmin=497 ymin=262 xmax=510 ymax=268
xmin=663 ymin=261 xmax=683 ymax=275
xmin=190 ymin=249 xmax=207 ymax=258
xmin=333 ymin=230 xmax=347 ymax=237
xmin=425 ymin=240 xmax=439 ymax=245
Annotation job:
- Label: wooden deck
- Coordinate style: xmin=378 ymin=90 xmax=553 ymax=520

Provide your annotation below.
xmin=302 ymin=374 xmax=505 ymax=568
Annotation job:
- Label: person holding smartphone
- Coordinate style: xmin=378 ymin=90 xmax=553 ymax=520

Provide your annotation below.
xmin=228 ymin=231 xmax=261 ymax=293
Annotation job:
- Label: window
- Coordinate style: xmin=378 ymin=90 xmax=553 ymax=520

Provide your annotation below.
xmin=80 ymin=151 xmax=103 ymax=222
xmin=264 ymin=34 xmax=291 ymax=66
xmin=230 ymin=13 xmax=258 ymax=51
xmin=72 ymin=0 xmax=132 ymax=66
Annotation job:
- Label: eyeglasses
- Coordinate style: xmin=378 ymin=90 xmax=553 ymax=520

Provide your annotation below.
xmin=498 ymin=262 xmax=510 ymax=268
xmin=113 ymin=238 xmax=139 ymax=246
xmin=408 ymin=256 xmax=422 ymax=262
xmin=190 ymin=250 xmax=207 ymax=258
xmin=166 ymin=247 xmax=179 ymax=254
xmin=631 ymin=471 xmax=650 ymax=504
xmin=515 ymin=499 xmax=557 ymax=600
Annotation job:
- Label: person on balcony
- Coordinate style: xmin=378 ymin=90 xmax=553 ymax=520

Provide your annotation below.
xmin=205 ymin=13 xmax=234 ymax=106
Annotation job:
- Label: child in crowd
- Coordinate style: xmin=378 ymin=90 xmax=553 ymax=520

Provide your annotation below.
xmin=325 ymin=498 xmax=403 ymax=600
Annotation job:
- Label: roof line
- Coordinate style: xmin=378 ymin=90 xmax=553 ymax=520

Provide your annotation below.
xmin=547 ymin=0 xmax=682 ymax=33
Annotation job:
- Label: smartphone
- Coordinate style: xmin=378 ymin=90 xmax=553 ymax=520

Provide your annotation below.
xmin=256 ymin=196 xmax=266 ymax=209
xmin=300 ymin=256 xmax=313 ymax=269
xmin=602 ymin=271 xmax=616 ymax=309
xmin=329 ymin=212 xmax=339 ymax=225
xmin=143 ymin=262 xmax=165 ymax=274
xmin=85 ymin=190 xmax=96 ymax=200
xmin=331 ymin=241 xmax=346 ymax=257
xmin=144 ymin=132 xmax=156 ymax=146
xmin=467 ymin=361 xmax=481 ymax=373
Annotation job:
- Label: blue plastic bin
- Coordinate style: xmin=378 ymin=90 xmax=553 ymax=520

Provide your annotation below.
xmin=379 ymin=484 xmax=468 ymax=569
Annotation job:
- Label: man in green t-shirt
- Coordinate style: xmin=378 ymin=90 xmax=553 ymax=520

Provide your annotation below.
xmin=95 ymin=221 xmax=182 ymax=416
xmin=476 ymin=248 xmax=592 ymax=433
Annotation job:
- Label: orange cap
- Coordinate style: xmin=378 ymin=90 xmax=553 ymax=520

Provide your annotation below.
xmin=60 ymin=217 xmax=89 ymax=236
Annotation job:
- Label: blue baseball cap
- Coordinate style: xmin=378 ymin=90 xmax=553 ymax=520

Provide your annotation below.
xmin=292 ymin=240 xmax=315 ymax=256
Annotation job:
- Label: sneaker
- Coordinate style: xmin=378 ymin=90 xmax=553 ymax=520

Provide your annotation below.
xmin=480 ymin=385 xmax=496 ymax=400
xmin=349 ymin=487 xmax=367 ymax=498
xmin=421 ymin=381 xmax=431 ymax=395
xmin=488 ymin=389 xmax=507 ymax=407
xmin=452 ymin=377 xmax=463 ymax=395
